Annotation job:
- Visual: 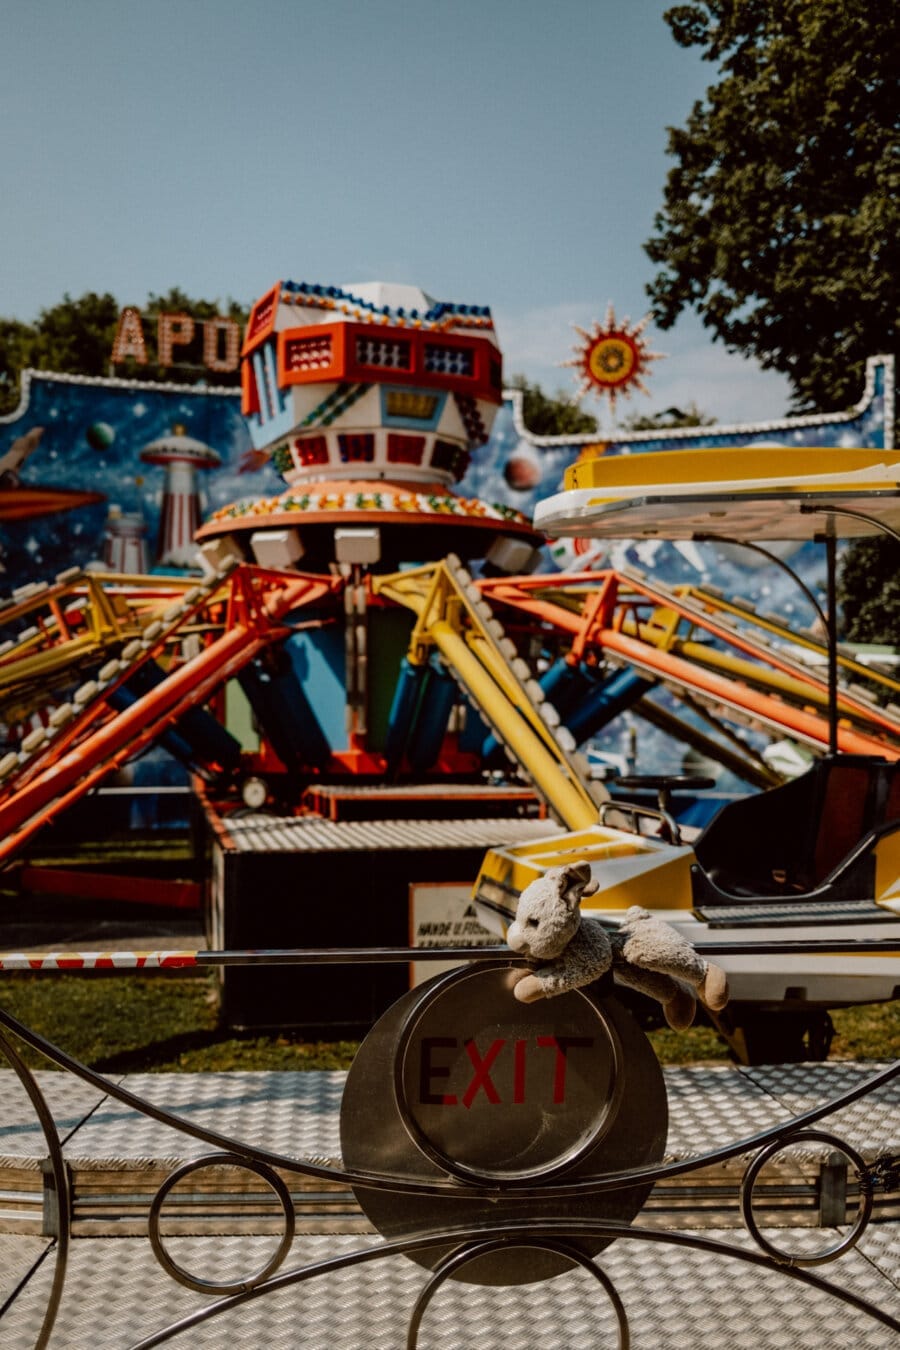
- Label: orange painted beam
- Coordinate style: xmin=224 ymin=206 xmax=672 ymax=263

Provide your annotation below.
xmin=0 ymin=571 xmax=340 ymax=862
xmin=486 ymin=582 xmax=898 ymax=760
xmin=599 ymin=626 xmax=898 ymax=760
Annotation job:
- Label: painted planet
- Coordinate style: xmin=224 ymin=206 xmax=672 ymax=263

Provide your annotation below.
xmin=86 ymin=422 xmax=115 ymax=452
xmin=503 ymin=439 xmax=543 ymax=492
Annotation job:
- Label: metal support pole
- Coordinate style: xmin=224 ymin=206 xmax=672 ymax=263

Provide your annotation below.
xmin=825 ymin=531 xmax=839 ymax=756
xmin=799 ymin=500 xmax=900 ymax=758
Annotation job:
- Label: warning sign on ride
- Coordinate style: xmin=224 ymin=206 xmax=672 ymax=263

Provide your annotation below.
xmin=409 ymin=882 xmax=495 ymax=986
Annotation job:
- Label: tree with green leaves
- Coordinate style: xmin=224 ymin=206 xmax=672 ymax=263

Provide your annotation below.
xmin=621 ymin=402 xmax=716 ymax=432
xmin=646 ymin=1 xmax=899 ymax=647
xmin=0 ymin=290 xmax=249 ymax=412
xmin=837 ymin=538 xmax=900 ymax=647
xmin=645 ymin=1 xmax=899 ymax=412
xmin=0 ymin=318 xmax=35 ymax=415
xmin=508 ymin=375 xmax=599 ymax=437
xmin=28 ymin=291 xmax=121 ymax=379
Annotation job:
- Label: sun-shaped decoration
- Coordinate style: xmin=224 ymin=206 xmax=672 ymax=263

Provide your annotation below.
xmin=562 ymin=303 xmax=664 ymax=411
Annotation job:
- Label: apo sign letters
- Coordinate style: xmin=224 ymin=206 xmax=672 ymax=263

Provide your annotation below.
xmin=111 ymin=306 xmax=242 ymax=373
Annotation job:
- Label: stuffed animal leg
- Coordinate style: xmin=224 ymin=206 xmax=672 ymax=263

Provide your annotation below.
xmin=608 ymin=959 xmax=697 ymax=1033
xmin=612 ymin=905 xmax=729 ymax=1030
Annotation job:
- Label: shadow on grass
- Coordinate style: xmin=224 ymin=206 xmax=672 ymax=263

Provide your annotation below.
xmin=90 ymin=1026 xmax=360 ymax=1074
xmin=92 ymin=1029 xmax=229 ymax=1073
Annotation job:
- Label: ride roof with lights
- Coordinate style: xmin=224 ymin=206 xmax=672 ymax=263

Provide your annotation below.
xmin=240 ymin=280 xmax=504 ymax=490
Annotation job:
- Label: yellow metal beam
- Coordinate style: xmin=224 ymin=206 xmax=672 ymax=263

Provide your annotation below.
xmin=675 ymin=582 xmax=900 ymax=700
xmin=375 ymin=560 xmax=600 ymax=831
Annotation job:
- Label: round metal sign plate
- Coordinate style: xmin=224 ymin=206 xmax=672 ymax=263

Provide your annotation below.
xmin=341 ymin=963 xmax=667 ymax=1286
xmin=394 ymin=963 xmax=622 ymax=1183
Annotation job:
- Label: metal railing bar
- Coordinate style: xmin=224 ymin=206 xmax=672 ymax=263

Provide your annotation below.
xmin=126 ymin=1216 xmax=900 ymax=1349
xmin=0 ymin=1004 xmax=896 ymax=1204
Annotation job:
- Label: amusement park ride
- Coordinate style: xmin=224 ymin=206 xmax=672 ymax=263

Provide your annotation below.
xmin=0 ymin=280 xmax=898 ymax=1062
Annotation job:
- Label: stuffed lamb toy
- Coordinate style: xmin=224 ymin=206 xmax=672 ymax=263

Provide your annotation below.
xmin=506 ymin=861 xmax=729 ymax=1031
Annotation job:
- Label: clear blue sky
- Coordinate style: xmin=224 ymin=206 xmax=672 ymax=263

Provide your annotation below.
xmin=0 ymin=0 xmax=795 ymax=426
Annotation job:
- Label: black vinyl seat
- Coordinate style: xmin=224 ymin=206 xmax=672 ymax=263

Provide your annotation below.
xmin=691 ymin=755 xmax=900 ymax=905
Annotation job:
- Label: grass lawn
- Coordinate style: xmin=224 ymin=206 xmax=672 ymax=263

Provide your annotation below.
xmin=0 ymin=971 xmax=896 ymax=1072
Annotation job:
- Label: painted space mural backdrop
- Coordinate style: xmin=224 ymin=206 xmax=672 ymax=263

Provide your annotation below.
xmin=0 ymin=356 xmax=894 ymax=600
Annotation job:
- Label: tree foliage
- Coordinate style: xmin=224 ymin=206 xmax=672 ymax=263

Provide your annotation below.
xmin=645 ymin=1 xmax=899 ymax=411
xmin=28 ymin=292 xmax=121 ymax=380
xmin=508 ymin=375 xmax=599 ymax=437
xmin=837 ymin=537 xmax=900 ymax=647
xmin=0 ymin=290 xmax=249 ymax=413
xmin=621 ymin=401 xmax=716 ymax=432
xmin=0 ymin=318 xmax=34 ymax=414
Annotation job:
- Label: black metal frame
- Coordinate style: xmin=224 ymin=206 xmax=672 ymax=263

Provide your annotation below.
xmin=1 ymin=948 xmax=898 ymax=1349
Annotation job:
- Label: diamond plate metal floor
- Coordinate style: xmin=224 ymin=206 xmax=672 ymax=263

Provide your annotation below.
xmin=4 ymin=1063 xmax=894 ymax=1168
xmin=1 ymin=1226 xmax=898 ymax=1349
xmin=1 ymin=1063 xmax=898 ymax=1345
xmin=1 ymin=1063 xmax=898 ymax=1236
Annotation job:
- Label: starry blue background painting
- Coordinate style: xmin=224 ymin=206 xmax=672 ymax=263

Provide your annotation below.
xmin=0 ymin=373 xmax=276 ymax=583
xmin=0 ymin=358 xmax=892 ymax=595
xmin=462 ymin=358 xmax=894 ymax=526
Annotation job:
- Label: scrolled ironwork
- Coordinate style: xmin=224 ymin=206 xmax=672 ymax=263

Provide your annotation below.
xmin=147 ymin=1151 xmax=296 ymax=1295
xmin=740 ymin=1129 xmax=874 ymax=1267
xmin=121 ymin=1220 xmax=900 ymax=1348
xmin=404 ymin=1238 xmax=630 ymax=1350
xmin=0 ymin=1025 xmax=71 ymax=1350
xmin=0 ymin=951 xmax=898 ymax=1347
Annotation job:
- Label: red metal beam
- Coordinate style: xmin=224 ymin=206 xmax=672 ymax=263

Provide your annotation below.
xmin=0 ymin=569 xmax=340 ymax=863
xmin=18 ymin=866 xmax=201 ymax=910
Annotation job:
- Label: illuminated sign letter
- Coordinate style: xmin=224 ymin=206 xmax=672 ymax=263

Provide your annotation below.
xmin=537 ymin=1036 xmax=593 ymax=1104
xmin=203 ymin=317 xmax=241 ymax=373
xmin=419 ymin=1037 xmax=457 ymax=1105
xmin=111 ymin=307 xmax=148 ymax=364
xmin=462 ymin=1038 xmax=505 ymax=1108
xmin=158 ymin=312 xmax=196 ymax=367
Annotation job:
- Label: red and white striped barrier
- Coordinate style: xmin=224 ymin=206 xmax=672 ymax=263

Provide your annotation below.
xmin=0 ymin=950 xmax=198 ymax=971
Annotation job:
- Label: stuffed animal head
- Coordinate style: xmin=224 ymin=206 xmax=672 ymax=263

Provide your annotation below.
xmin=506 ymin=862 xmax=599 ymax=960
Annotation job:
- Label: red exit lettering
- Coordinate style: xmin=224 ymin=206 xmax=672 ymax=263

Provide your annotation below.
xmin=418 ymin=1036 xmax=593 ymax=1109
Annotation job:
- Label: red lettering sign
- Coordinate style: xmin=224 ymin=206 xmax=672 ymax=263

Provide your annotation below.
xmin=513 ymin=1038 xmax=527 ymax=1104
xmin=537 ymin=1036 xmax=594 ymax=1104
xmin=462 ymin=1038 xmax=504 ymax=1108
xmin=417 ymin=1035 xmax=595 ymax=1107
xmin=419 ymin=1037 xmax=457 ymax=1105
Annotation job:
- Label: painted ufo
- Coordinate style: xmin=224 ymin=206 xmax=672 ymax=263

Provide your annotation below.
xmin=141 ymin=427 xmax=221 ymax=569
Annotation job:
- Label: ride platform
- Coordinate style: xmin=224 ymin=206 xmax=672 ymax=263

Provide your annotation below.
xmin=201 ymin=786 xmax=563 ymax=1035
xmin=0 ymin=1063 xmax=897 ymax=1347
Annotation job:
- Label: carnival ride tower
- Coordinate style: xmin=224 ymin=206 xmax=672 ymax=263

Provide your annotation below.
xmin=197 ymin=280 xmax=538 ymax=575
xmin=191 ymin=280 xmax=543 ymax=786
